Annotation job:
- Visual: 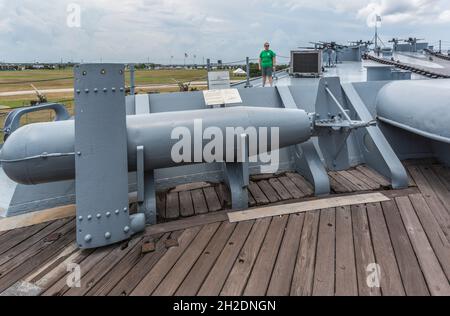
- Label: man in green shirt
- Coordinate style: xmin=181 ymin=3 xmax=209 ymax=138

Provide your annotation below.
xmin=259 ymin=42 xmax=276 ymax=87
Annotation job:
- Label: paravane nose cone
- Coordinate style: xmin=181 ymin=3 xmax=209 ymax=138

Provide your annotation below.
xmin=376 ymin=80 xmax=450 ymax=143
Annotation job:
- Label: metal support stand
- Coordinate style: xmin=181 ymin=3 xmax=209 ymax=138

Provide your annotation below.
xmin=223 ymin=134 xmax=249 ymax=210
xmin=136 ymin=146 xmax=157 ymax=225
xmin=74 ymin=64 xmax=145 ymax=249
xmin=276 ymin=86 xmax=330 ymax=196
xmin=315 ymin=78 xmax=352 ymax=170
xmin=245 ymin=57 xmax=252 ymax=88
xmin=341 ymin=83 xmax=409 ymax=189
xmin=129 ymin=64 xmax=135 ymax=95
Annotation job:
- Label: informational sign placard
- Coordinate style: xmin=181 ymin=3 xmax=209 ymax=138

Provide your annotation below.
xmin=203 ymin=89 xmax=243 ymax=106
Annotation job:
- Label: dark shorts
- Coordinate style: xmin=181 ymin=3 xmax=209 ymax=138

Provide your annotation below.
xmin=262 ymin=67 xmax=273 ymax=77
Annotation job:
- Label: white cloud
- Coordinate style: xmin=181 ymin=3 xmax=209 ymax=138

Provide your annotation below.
xmin=0 ymin=0 xmax=449 ymax=63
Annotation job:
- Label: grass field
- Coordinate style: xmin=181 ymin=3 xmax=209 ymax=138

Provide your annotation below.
xmin=0 ymin=68 xmax=244 ymax=93
xmin=0 ymin=68 xmax=246 ymax=143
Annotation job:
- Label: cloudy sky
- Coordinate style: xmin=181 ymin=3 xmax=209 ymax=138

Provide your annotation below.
xmin=1 ymin=0 xmax=450 ymax=63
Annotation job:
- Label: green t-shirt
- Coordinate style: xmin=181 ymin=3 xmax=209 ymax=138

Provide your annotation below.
xmin=260 ymin=50 xmax=276 ymax=68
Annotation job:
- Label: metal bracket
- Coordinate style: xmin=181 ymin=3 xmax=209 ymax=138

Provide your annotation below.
xmin=136 ymin=145 xmax=157 ymax=225
xmin=2 ymin=103 xmax=70 ymax=141
xmin=223 ymin=134 xmax=249 ymax=210
xmin=276 ymin=85 xmax=330 ymax=196
xmin=74 ymin=64 xmax=145 ymax=249
xmin=341 ymin=82 xmax=409 ymax=189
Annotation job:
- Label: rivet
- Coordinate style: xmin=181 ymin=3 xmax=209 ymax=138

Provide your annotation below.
xmin=78 ymin=216 xmax=83 ymax=222
xmin=120 ymin=87 xmax=124 ymax=92
xmin=124 ymin=226 xmax=130 ymax=233
xmin=97 ymin=213 xmax=102 ymax=219
xmin=85 ymin=89 xmax=89 ymax=93
xmin=103 ymin=88 xmax=107 ymax=92
xmin=84 ymin=234 xmax=92 ymax=242
xmin=105 ymin=232 xmax=111 ymax=240
xmin=94 ymin=88 xmax=98 ymax=93
xmin=76 ymin=90 xmax=81 ymax=94
xmin=106 ymin=212 xmax=111 ymax=217
xmin=112 ymin=87 xmax=116 ymax=92
xmin=115 ymin=210 xmax=120 ymax=215
xmin=124 ymin=207 xmax=128 ymax=213
xmin=87 ymin=215 xmax=92 ymax=221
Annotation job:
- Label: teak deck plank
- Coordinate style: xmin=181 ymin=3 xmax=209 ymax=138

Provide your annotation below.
xmin=329 ymin=171 xmax=357 ymax=192
xmin=366 ymin=203 xmax=405 ymax=296
xmin=267 ymin=214 xmax=305 ymax=296
xmin=257 ymin=180 xmax=281 ymax=203
xmin=156 ymin=192 xmax=166 ymax=219
xmin=108 ymin=232 xmax=176 ymax=296
xmin=165 ymin=192 xmax=180 ymax=220
xmin=278 ymin=177 xmax=306 ymax=199
xmin=0 ymin=222 xmax=51 ymax=256
xmin=285 ymin=172 xmax=314 ymax=196
xmin=381 ymin=200 xmax=430 ymax=296
xmin=86 ymin=235 xmax=165 ymax=296
xmin=175 ymin=222 xmax=236 ymax=296
xmin=335 ymin=206 xmax=358 ymax=296
xmin=220 ymin=218 xmax=271 ymax=296
xmin=42 ymin=244 xmax=114 ymax=296
xmin=268 ymin=178 xmax=292 ymax=201
xmin=291 ymin=212 xmax=320 ymax=296
xmin=348 ymin=169 xmax=381 ymax=190
xmin=431 ymin=165 xmax=450 ymax=191
xmin=197 ymin=221 xmax=254 ymax=296
xmin=215 ymin=184 xmax=231 ymax=209
xmin=0 ymin=219 xmax=70 ymax=267
xmin=356 ymin=165 xmax=391 ymax=187
xmin=408 ymin=166 xmax=450 ymax=241
xmin=25 ymin=245 xmax=91 ymax=294
xmin=65 ymin=237 xmax=143 ymax=296
xmin=153 ymin=223 xmax=221 ymax=296
xmin=351 ymin=205 xmax=380 ymax=296
xmin=203 ymin=187 xmax=222 ymax=212
xmin=191 ymin=189 xmax=209 ymax=215
xmin=2 ymin=159 xmax=450 ymax=297
xmin=179 ymin=191 xmax=195 ymax=218
xmin=244 ymin=216 xmax=288 ymax=296
xmin=409 ymin=194 xmax=450 ymax=281
xmin=339 ymin=170 xmax=372 ymax=191
xmin=248 ymin=182 xmax=270 ymax=205
xmin=396 ymin=196 xmax=450 ymax=296
xmin=312 ymin=209 xmax=336 ymax=296
xmin=0 ymin=222 xmax=76 ymax=294
xmin=419 ymin=166 xmax=450 ymax=211
xmin=130 ymin=227 xmax=201 ymax=296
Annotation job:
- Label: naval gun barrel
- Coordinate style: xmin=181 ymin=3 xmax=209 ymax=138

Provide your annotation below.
xmin=0 ymin=106 xmax=313 ymax=185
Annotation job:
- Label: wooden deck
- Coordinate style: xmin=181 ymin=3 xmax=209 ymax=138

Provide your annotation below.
xmin=0 ymin=161 xmax=449 ymax=296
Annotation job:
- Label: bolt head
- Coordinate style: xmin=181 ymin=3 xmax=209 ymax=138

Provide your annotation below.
xmin=97 ymin=213 xmax=102 ymax=219
xmin=87 ymin=215 xmax=92 ymax=221
xmin=124 ymin=226 xmax=130 ymax=234
xmin=115 ymin=210 xmax=120 ymax=215
xmin=78 ymin=216 xmax=83 ymax=222
xmin=124 ymin=207 xmax=128 ymax=212
xmin=105 ymin=232 xmax=111 ymax=240
xmin=106 ymin=212 xmax=111 ymax=217
xmin=84 ymin=234 xmax=92 ymax=242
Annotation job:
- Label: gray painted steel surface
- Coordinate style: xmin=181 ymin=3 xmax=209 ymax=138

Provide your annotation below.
xmin=1 ymin=107 xmax=312 ymax=185
xmin=376 ymin=80 xmax=450 ymax=143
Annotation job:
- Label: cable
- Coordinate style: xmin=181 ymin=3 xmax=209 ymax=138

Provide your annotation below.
xmin=0 ymin=152 xmax=76 ymax=163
